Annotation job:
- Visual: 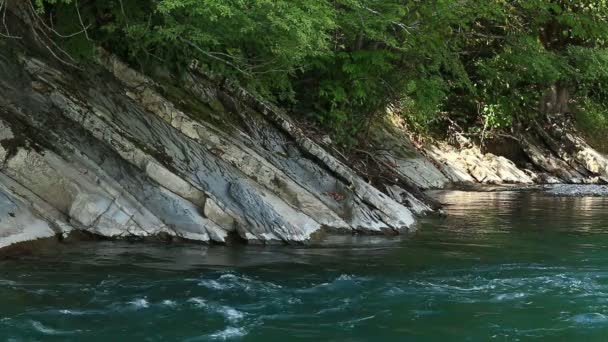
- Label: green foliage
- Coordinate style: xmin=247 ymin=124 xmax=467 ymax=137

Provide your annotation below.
xmin=575 ymin=98 xmax=608 ymax=153
xmin=34 ymin=0 xmax=608 ymax=144
xmin=38 ymin=0 xmax=335 ymax=100
xmin=150 ymin=0 xmax=335 ymax=99
xmin=419 ymin=0 xmax=608 ymax=138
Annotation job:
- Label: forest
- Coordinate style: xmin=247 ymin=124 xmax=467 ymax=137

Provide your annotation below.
xmin=10 ymin=0 xmax=608 ymax=148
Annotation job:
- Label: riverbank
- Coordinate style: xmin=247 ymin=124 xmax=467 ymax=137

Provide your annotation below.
xmin=0 ymin=12 xmax=426 ymax=251
xmin=2 ymin=7 xmax=608 ymax=252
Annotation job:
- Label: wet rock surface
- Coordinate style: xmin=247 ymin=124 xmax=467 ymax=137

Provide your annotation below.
xmin=545 ymin=184 xmax=608 ymax=197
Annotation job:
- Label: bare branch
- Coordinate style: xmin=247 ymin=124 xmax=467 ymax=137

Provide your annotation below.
xmin=0 ymin=0 xmax=22 ymax=39
xmin=180 ymin=37 xmax=251 ymax=76
xmin=29 ymin=0 xmax=89 ymax=38
xmin=75 ymin=0 xmax=91 ymax=41
xmin=23 ymin=0 xmax=82 ymax=69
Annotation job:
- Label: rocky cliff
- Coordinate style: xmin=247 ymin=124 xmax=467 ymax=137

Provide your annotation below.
xmin=0 ymin=29 xmax=438 ymax=250
xmin=3 ymin=10 xmax=608 ymax=252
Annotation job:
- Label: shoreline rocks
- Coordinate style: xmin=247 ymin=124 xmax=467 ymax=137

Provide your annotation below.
xmin=1 ymin=11 xmax=608 ymax=252
xmin=0 ymin=36 xmax=425 ymax=250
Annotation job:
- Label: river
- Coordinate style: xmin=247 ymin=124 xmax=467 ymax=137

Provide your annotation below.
xmin=1 ymin=189 xmax=608 ymax=340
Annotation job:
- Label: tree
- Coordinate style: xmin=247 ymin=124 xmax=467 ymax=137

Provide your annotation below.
xmin=16 ymin=0 xmax=608 ymax=144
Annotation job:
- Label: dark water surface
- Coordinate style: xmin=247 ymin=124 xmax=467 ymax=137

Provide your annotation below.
xmin=2 ymin=190 xmax=608 ymax=341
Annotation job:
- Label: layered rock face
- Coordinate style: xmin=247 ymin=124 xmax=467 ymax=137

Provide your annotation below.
xmin=357 ymin=112 xmax=608 ymax=190
xmin=359 ymin=111 xmax=608 ymax=190
xmin=0 ymin=38 xmax=434 ymax=249
xmin=3 ymin=16 xmax=608 ymax=252
xmin=421 ymin=131 xmax=608 ymax=187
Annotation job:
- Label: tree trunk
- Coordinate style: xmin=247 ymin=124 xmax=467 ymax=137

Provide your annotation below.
xmin=539 ymin=82 xmax=570 ymax=119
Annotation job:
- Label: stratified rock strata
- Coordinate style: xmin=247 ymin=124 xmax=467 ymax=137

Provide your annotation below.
xmin=0 ymin=37 xmax=423 ymax=249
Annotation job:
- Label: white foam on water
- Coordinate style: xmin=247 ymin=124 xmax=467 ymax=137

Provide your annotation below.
xmin=188 ymin=297 xmax=207 ymax=307
xmin=287 ymin=297 xmax=302 ymax=304
xmin=58 ymin=309 xmax=87 ymax=316
xmin=316 ymin=298 xmax=352 ymax=315
xmin=414 ymin=280 xmax=496 ymax=292
xmin=197 ymin=272 xmax=282 ymax=295
xmin=218 ymin=273 xmax=240 ymax=281
xmin=492 ymin=292 xmax=527 ymax=302
xmin=334 ymin=274 xmax=370 ymax=284
xmin=128 ymin=298 xmax=149 ymax=309
xmin=217 ymin=306 xmax=244 ymax=322
xmin=337 ymin=315 xmax=376 ymax=329
xmin=384 ymin=286 xmax=406 ymax=296
xmin=198 ymin=279 xmax=227 ymax=290
xmin=188 ymin=297 xmax=244 ymax=322
xmin=296 ymin=274 xmax=369 ymax=294
xmin=162 ymin=300 xmax=177 ymax=307
xmin=570 ymin=313 xmax=608 ymax=324
xmin=208 ymin=326 xmax=247 ymax=340
xmin=336 ymin=274 xmax=356 ymax=281
xmin=31 ymin=321 xmax=79 ymax=335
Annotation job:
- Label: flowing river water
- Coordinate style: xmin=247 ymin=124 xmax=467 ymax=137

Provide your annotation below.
xmin=2 ymin=189 xmax=608 ymax=340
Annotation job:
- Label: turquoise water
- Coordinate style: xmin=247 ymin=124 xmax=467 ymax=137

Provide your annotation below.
xmin=2 ymin=190 xmax=608 ymax=341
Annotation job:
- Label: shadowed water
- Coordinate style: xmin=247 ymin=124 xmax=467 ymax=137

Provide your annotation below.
xmin=2 ymin=190 xmax=608 ymax=340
